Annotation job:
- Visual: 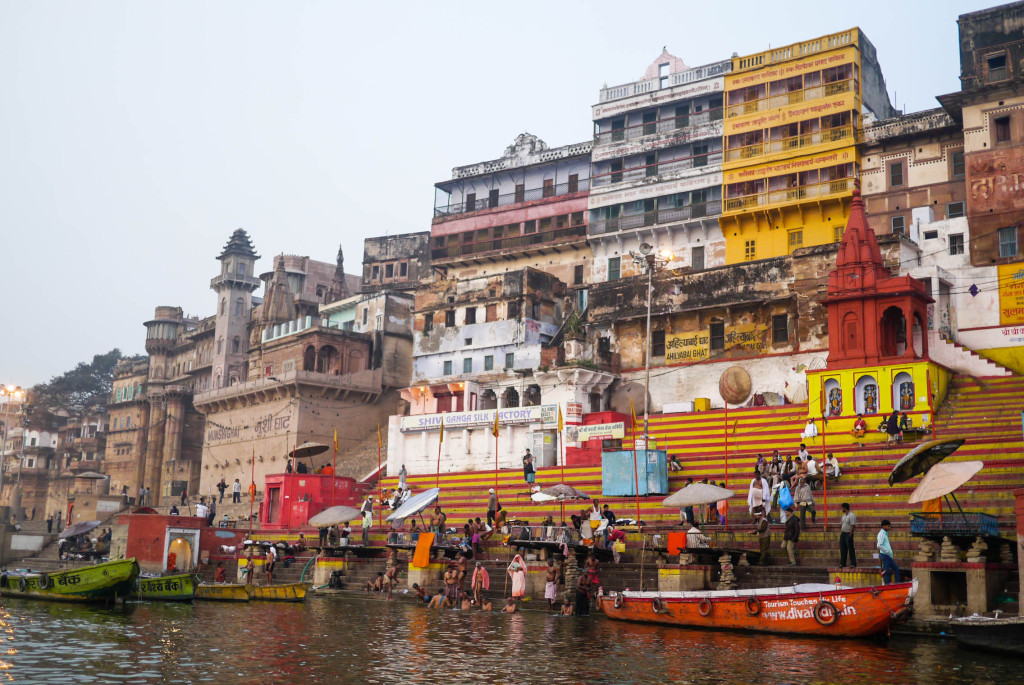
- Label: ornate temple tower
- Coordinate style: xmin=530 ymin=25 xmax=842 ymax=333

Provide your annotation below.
xmin=211 ymin=229 xmax=260 ymax=388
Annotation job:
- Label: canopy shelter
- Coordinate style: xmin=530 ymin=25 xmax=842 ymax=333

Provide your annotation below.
xmin=289 ymin=442 xmax=330 ymax=460
xmin=908 ymin=461 xmax=984 ymax=504
xmin=308 ymin=506 xmax=362 ymax=527
xmin=387 ymin=488 xmax=440 ymax=522
xmin=663 ymin=483 xmax=735 ymax=508
xmin=888 ymin=438 xmax=966 ymax=486
xmin=59 ymin=520 xmax=101 ymax=540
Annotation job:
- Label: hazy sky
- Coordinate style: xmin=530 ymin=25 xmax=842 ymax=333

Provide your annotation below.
xmin=1 ymin=0 xmax=994 ymax=386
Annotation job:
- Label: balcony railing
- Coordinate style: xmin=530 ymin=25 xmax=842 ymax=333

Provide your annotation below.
xmin=209 ymin=273 xmax=261 ymax=290
xmin=724 ymin=78 xmax=856 ymax=118
xmin=724 ymin=125 xmax=856 ymax=163
xmin=723 ymin=177 xmax=853 ymax=213
xmin=435 ymin=178 xmax=590 ymax=216
xmin=593 ymin=108 xmax=724 ymax=146
xmin=432 ymin=223 xmax=587 ymax=261
xmin=592 ymin=152 xmax=722 ymax=188
xmin=589 ymin=201 xmax=721 ymax=235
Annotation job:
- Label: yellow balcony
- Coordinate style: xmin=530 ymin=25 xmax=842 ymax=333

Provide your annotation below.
xmin=725 ymin=78 xmax=855 ymax=118
xmin=723 ymin=177 xmax=853 ymax=214
xmin=724 ymin=125 xmax=856 ymax=163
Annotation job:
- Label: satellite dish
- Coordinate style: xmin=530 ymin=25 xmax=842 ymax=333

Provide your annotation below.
xmin=611 ymin=382 xmax=649 ymax=415
xmin=719 ymin=366 xmax=752 ymax=405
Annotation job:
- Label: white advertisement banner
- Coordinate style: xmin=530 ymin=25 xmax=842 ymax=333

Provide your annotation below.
xmin=400 ymin=405 xmax=558 ymax=432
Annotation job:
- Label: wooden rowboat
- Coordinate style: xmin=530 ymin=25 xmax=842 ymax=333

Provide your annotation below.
xmin=133 ymin=573 xmax=198 ymax=601
xmin=195 ymin=583 xmax=251 ymax=602
xmin=601 ymin=580 xmax=917 ymax=638
xmin=951 ymin=615 xmax=1024 ymax=656
xmin=246 ymin=582 xmax=308 ymax=602
xmin=0 ymin=558 xmax=139 ymax=603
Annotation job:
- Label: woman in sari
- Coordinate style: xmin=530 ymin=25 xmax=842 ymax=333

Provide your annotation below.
xmin=507 ymin=554 xmax=527 ymax=599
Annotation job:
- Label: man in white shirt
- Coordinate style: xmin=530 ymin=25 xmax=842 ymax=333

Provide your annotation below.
xmin=398 ymin=464 xmax=407 ymax=491
xmin=805 ymin=455 xmax=821 ymax=489
xmin=232 ymin=478 xmax=242 ymax=503
xmin=195 ymin=498 xmax=209 ymax=520
xmin=800 ymin=418 xmax=818 ymax=441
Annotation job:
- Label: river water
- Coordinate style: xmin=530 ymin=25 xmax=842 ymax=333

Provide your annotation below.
xmin=0 ymin=595 xmax=1018 ymax=684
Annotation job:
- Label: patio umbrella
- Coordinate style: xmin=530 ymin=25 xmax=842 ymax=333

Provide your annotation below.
xmin=290 ymin=442 xmax=330 ymax=460
xmin=58 ymin=520 xmax=101 ymax=539
xmin=662 ymin=483 xmax=735 ymax=508
xmin=908 ymin=461 xmax=983 ymax=504
xmin=308 ymin=505 xmax=362 ymax=527
xmin=888 ymin=438 xmax=966 ymax=486
xmin=540 ymin=484 xmax=590 ymax=500
xmin=74 ymin=471 xmax=107 ymax=480
xmin=387 ymin=487 xmax=439 ymax=522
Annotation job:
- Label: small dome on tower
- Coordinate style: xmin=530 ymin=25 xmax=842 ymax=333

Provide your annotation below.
xmin=219 ymin=228 xmax=259 ymax=261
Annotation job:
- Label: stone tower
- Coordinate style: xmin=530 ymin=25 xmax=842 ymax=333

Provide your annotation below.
xmin=211 ymin=229 xmax=260 ymax=388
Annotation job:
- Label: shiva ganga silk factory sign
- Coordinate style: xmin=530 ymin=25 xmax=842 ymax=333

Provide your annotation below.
xmin=400 ymin=405 xmax=558 ymax=432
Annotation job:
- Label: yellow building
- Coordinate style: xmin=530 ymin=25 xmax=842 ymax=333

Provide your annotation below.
xmin=720 ymin=29 xmax=897 ymax=263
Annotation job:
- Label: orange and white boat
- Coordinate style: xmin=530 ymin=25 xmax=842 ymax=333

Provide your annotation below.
xmin=601 ymin=580 xmax=917 ymax=638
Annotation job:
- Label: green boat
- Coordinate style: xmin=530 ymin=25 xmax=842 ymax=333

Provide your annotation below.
xmin=0 ymin=558 xmax=139 ymax=603
xmin=132 ymin=573 xmax=198 ymax=601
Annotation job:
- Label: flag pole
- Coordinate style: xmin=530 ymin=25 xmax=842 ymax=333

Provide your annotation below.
xmin=436 ymin=417 xmax=444 ymax=494
xmin=377 ymin=425 xmax=383 ymax=529
xmin=332 ymin=428 xmax=338 ymax=507
xmin=630 ymin=398 xmax=641 ymax=524
xmin=724 ymin=402 xmax=729 ymax=532
xmin=557 ymin=405 xmax=565 ymax=522
xmin=493 ymin=411 xmax=499 ymax=493
xmin=821 ymin=390 xmax=828 ymax=532
xmin=248 ymin=446 xmax=255 ymax=535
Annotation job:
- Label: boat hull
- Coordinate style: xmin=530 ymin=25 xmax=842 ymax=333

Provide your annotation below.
xmin=952 ymin=617 xmax=1024 ymax=656
xmin=601 ymin=582 xmax=916 ymax=638
xmin=133 ymin=573 xmax=198 ymax=601
xmin=195 ymin=583 xmax=251 ymax=602
xmin=247 ymin=582 xmax=307 ymax=602
xmin=0 ymin=559 xmax=140 ymax=603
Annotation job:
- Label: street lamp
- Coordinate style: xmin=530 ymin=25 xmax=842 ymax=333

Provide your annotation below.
xmin=0 ymin=385 xmax=25 ymax=516
xmin=629 ymin=243 xmax=673 ymax=451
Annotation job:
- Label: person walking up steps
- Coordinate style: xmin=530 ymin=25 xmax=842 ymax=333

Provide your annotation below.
xmin=522 ymin=449 xmax=535 ymax=484
xmin=839 ymin=502 xmax=857 ymax=568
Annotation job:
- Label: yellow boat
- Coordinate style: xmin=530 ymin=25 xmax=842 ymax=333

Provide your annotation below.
xmin=0 ymin=558 xmax=139 ymax=603
xmin=247 ymin=582 xmax=308 ymax=602
xmin=195 ymin=583 xmax=251 ymax=602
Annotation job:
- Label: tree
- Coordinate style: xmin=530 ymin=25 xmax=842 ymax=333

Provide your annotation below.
xmin=30 ymin=349 xmax=122 ymax=412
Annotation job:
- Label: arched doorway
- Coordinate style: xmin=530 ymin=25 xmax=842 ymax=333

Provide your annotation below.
xmin=824 ymin=378 xmax=842 ymax=416
xmin=912 ymin=313 xmax=924 ymax=357
xmin=880 ymin=306 xmax=907 ymax=357
xmin=503 ymin=387 xmax=520 ymax=408
xmin=303 ymin=346 xmax=316 ymax=371
xmin=523 ymin=384 xmax=541 ymax=407
xmin=854 ymin=375 xmax=879 ymax=415
xmin=479 ymin=389 xmax=497 ymax=410
xmin=893 ymin=372 xmax=915 ymax=412
xmin=167 ymin=536 xmax=193 ymax=572
xmin=316 ymin=345 xmax=339 ymax=374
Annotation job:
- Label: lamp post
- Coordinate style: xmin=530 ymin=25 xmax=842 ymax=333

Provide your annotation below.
xmin=629 ymin=243 xmax=673 ymax=449
xmin=0 ymin=385 xmax=25 ymax=518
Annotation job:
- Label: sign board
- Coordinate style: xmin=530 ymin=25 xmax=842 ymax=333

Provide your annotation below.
xmin=998 ymin=263 xmax=1024 ymax=325
xmin=565 ymin=402 xmax=584 ymax=425
xmin=400 ymin=405 xmax=557 ymax=432
xmin=665 ymin=323 xmax=770 ymax=363
xmin=566 ymin=422 xmax=625 ymax=443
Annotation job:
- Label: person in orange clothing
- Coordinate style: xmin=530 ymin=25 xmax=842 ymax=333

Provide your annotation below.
xmin=716 ymin=483 xmax=729 ymax=525
xmin=248 ymin=481 xmax=257 ymax=502
xmin=321 ymin=463 xmax=334 ymax=476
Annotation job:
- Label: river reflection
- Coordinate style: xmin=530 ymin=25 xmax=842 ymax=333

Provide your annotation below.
xmin=0 ymin=596 xmax=1018 ymax=684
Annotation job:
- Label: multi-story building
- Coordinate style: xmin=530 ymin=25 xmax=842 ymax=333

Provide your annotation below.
xmin=589 ymin=50 xmax=731 ymax=280
xmin=938 ymin=1 xmax=1024 ymax=371
xmin=361 ymin=232 xmax=432 ymax=294
xmin=430 ymin=133 xmax=592 ymax=287
xmin=721 ymin=29 xmax=896 ymax=263
xmin=104 ymin=357 xmax=151 ymax=498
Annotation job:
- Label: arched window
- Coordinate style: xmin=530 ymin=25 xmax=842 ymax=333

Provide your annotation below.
xmin=231 ymin=337 xmax=240 ymax=354
xmin=216 ymin=338 xmax=223 ymax=354
xmin=220 ymin=298 xmax=227 ymax=315
xmin=854 ymin=375 xmax=878 ymax=415
xmin=503 ymin=387 xmax=520 ymax=408
xmin=235 ymin=298 xmax=244 ymax=316
xmin=524 ymin=384 xmax=541 ymax=407
xmin=303 ymin=346 xmax=316 ymax=371
xmin=912 ymin=313 xmax=925 ymax=357
xmin=823 ymin=378 xmax=842 ymax=416
xmin=893 ymin=372 xmax=915 ymax=412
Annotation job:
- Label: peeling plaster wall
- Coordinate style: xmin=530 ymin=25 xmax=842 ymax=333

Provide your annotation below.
xmin=361 ymin=232 xmax=432 ymax=293
xmin=387 ymin=417 xmax=546 ymax=477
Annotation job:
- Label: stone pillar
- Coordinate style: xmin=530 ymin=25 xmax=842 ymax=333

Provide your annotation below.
xmin=143 ymin=397 xmax=166 ymax=502
xmin=161 ymin=395 xmax=185 ymax=506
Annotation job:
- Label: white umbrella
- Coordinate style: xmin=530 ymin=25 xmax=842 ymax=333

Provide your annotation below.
xmin=308 ymin=505 xmax=362 ymax=527
xmin=662 ymin=483 xmax=735 ymax=508
xmin=387 ymin=487 xmax=439 ymax=522
xmin=908 ymin=461 xmax=983 ymax=504
xmin=531 ymin=492 xmax=557 ymax=502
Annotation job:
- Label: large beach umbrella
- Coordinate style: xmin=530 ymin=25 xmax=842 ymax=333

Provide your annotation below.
xmin=662 ymin=483 xmax=735 ymax=508
xmin=888 ymin=438 xmax=966 ymax=486
xmin=387 ymin=487 xmax=439 ymax=522
xmin=908 ymin=461 xmax=983 ymax=504
xmin=58 ymin=520 xmax=101 ymax=539
xmin=289 ymin=442 xmax=330 ymax=460
xmin=308 ymin=505 xmax=362 ymax=527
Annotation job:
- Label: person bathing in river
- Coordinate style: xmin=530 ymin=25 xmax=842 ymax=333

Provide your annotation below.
xmin=545 ymin=558 xmax=559 ymax=610
xmin=502 ymin=597 xmax=518 ymax=613
xmin=472 ymin=562 xmax=490 ymax=605
xmin=507 ymin=554 xmax=527 ymax=600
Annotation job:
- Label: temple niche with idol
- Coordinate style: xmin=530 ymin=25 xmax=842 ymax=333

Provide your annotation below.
xmin=807 ymin=189 xmax=947 ymax=441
